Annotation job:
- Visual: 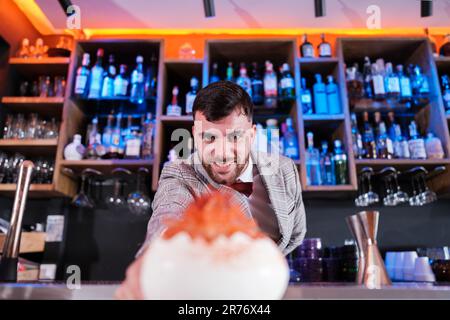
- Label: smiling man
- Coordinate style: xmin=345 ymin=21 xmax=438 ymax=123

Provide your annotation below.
xmin=116 ymin=81 xmax=306 ymax=299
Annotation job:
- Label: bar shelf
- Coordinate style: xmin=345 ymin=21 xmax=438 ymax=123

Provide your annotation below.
xmin=60 ymin=159 xmax=154 ymax=175
xmin=9 ymin=57 xmax=70 ymax=76
xmin=0 ymin=184 xmax=62 ymax=198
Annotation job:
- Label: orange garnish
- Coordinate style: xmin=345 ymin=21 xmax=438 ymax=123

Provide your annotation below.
xmin=163 ymin=192 xmax=264 ymax=242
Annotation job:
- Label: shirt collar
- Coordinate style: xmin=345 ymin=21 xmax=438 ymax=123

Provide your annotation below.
xmin=237 ymin=156 xmax=253 ymax=183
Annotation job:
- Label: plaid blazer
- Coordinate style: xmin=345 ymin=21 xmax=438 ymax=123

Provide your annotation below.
xmin=138 ymin=150 xmax=306 ymax=256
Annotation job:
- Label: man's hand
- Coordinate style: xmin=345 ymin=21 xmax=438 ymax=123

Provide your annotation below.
xmin=115 ymin=253 xmax=145 ymax=300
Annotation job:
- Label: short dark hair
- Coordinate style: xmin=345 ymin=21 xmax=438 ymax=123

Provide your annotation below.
xmin=193 ymin=81 xmax=253 ymax=122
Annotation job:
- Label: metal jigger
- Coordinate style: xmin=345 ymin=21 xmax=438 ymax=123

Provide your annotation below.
xmin=346 ymin=211 xmax=391 ymax=288
xmin=345 ymin=215 xmax=366 ymax=285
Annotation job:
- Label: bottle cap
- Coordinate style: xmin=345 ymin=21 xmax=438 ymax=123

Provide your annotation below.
xmin=286 ymin=117 xmax=293 ymax=127
xmin=191 ymin=77 xmax=199 ymax=87
xmin=327 ymin=75 xmax=334 ymax=83
xmin=136 ymin=55 xmax=144 ymax=63
xmin=282 ymin=63 xmax=290 ymax=72
xmin=334 ymin=139 xmax=342 ymax=148
xmin=22 ymin=38 xmax=29 ymax=46
xmin=97 ymin=48 xmax=104 ymax=57
xmin=266 ymin=119 xmax=278 ymax=127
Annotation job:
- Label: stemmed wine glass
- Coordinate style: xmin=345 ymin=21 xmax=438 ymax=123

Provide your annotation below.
xmin=106 ymin=168 xmax=132 ymax=209
xmin=71 ymin=168 xmax=102 ymax=208
xmin=127 ymin=167 xmax=151 ymax=216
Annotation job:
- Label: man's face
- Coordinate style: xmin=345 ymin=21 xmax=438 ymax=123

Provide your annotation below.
xmin=193 ymin=110 xmax=255 ymax=185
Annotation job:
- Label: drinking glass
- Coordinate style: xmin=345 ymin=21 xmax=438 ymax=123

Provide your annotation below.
xmin=106 ymin=168 xmax=131 ymax=209
xmin=26 ymin=113 xmax=39 ymax=139
xmin=38 ymin=76 xmax=49 ymax=97
xmin=54 ymin=76 xmax=66 ymax=97
xmin=72 ymin=168 xmax=101 ymax=209
xmin=44 ymin=118 xmax=59 ymax=139
xmin=127 ymin=167 xmax=151 ymax=216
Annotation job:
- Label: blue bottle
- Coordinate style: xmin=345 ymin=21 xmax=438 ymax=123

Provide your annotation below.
xmin=326 ymin=75 xmax=341 ymax=114
xmin=283 ymin=118 xmax=299 ymax=160
xmin=313 ymin=74 xmax=328 ymax=114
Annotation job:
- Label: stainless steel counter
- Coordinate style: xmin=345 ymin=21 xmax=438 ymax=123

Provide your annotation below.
xmin=1 ymin=282 xmax=450 ymax=300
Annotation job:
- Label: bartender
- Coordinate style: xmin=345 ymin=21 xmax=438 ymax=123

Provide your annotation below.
xmin=116 ymin=81 xmax=306 ymax=299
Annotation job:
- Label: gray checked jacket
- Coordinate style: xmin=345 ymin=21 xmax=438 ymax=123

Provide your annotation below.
xmin=138 ymin=150 xmax=306 ymax=256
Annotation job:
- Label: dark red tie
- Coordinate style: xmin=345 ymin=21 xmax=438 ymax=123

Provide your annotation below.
xmin=229 ymin=182 xmax=253 ymax=197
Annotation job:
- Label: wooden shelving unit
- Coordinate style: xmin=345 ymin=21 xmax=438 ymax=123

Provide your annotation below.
xmin=1 ymin=35 xmax=450 ymax=199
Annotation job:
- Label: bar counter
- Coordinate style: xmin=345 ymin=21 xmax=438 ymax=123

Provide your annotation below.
xmin=1 ymin=282 xmax=450 ymax=300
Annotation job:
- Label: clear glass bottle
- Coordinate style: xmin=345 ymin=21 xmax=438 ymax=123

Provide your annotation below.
xmin=376 ymin=121 xmax=394 ymax=159
xmin=313 ymin=74 xmax=328 ymax=114
xmin=210 ymin=62 xmax=220 ymax=84
xmin=110 ymin=113 xmax=123 ymax=159
xmin=362 ymin=111 xmax=377 ymax=159
xmin=236 ymin=63 xmax=252 ymax=97
xmin=125 ymin=130 xmax=142 ymax=159
xmin=333 ymin=140 xmax=348 ymax=185
xmin=411 ymin=65 xmax=430 ymax=99
xmin=88 ymin=49 xmax=104 ymax=99
xmin=280 ymin=63 xmax=295 ymax=101
xmin=185 ymin=77 xmax=199 ymax=115
xmin=371 ymin=62 xmax=386 ymax=101
xmin=266 ymin=119 xmax=279 ymax=154
xmin=442 ymin=75 xmax=450 ymax=112
xmin=101 ymin=114 xmax=114 ymax=157
xmin=300 ymin=78 xmax=313 ymax=114
xmin=74 ymin=53 xmax=90 ymax=98
xmin=283 ymin=118 xmax=299 ymax=160
xmin=326 ymin=75 xmax=341 ymax=114
xmin=305 ymin=132 xmax=322 ymax=186
xmin=64 ymin=134 xmax=85 ymax=160
xmin=144 ymin=54 xmax=158 ymax=99
xmin=101 ymin=54 xmax=116 ymax=98
xmin=408 ymin=121 xmax=427 ymax=159
xmin=318 ymin=33 xmax=332 ymax=58
xmin=114 ymin=64 xmax=129 ymax=97
xmin=363 ymin=57 xmax=373 ymax=99
xmin=320 ymin=141 xmax=335 ymax=185
xmin=263 ymin=61 xmax=278 ymax=109
xmin=141 ymin=113 xmax=154 ymax=160
xmin=166 ymin=86 xmax=182 ymax=116
xmin=384 ymin=62 xmax=400 ymax=99
xmin=350 ymin=113 xmax=364 ymax=159
xmin=346 ymin=63 xmax=364 ymax=100
xmin=250 ymin=62 xmax=264 ymax=105
xmin=130 ymin=55 xmax=145 ymax=104
xmin=300 ymin=33 xmax=314 ymax=58
xmin=425 ymin=132 xmax=444 ymax=160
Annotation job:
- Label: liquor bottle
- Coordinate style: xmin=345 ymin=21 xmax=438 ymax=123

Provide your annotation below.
xmin=439 ymin=34 xmax=450 ymax=57
xmin=130 ymin=55 xmax=145 ymax=104
xmin=441 ymin=75 xmax=450 ymax=112
xmin=254 ymin=123 xmax=268 ymax=153
xmin=425 ymin=133 xmax=444 ymax=160
xmin=305 ymin=132 xmax=322 ymax=186
xmin=141 ymin=113 xmax=154 ymax=159
xmin=371 ymin=62 xmax=386 ymax=101
xmin=226 ymin=62 xmax=234 ymax=82
xmin=86 ymin=117 xmax=99 ymax=159
xmin=263 ymin=61 xmax=277 ymax=108
xmin=266 ymin=119 xmax=279 ymax=154
xmin=166 ymin=86 xmax=182 ymax=116
xmin=333 ymin=140 xmax=348 ymax=185
xmin=384 ymin=62 xmax=400 ymax=99
xmin=350 ymin=113 xmax=364 ymax=159
xmin=74 ymin=53 xmax=90 ymax=97
xmin=210 ymin=62 xmax=220 ymax=84
xmin=283 ymin=118 xmax=299 ymax=160
xmin=411 ymin=65 xmax=430 ymax=99
xmin=362 ymin=112 xmax=376 ymax=159
xmin=386 ymin=112 xmax=398 ymax=142
xmin=101 ymin=114 xmax=114 ymax=158
xmin=425 ymin=28 xmax=438 ymax=57
xmin=346 ymin=63 xmax=364 ymax=100
xmin=250 ymin=62 xmax=264 ymax=105
xmin=64 ymin=134 xmax=86 ymax=160
xmin=108 ymin=113 xmax=122 ymax=159
xmin=125 ymin=129 xmax=142 ymax=159
xmin=185 ymin=77 xmax=199 ymax=115
xmin=88 ymin=49 xmax=104 ymax=99
xmin=320 ymin=141 xmax=335 ymax=185
xmin=392 ymin=124 xmax=410 ymax=159
xmin=362 ymin=57 xmax=373 ymax=99
xmin=101 ymin=55 xmax=116 ymax=98
xmin=408 ymin=121 xmax=427 ymax=159
xmin=236 ymin=63 xmax=252 ymax=97
xmin=318 ymin=33 xmax=332 ymax=58
xmin=300 ymin=33 xmax=314 ymax=58
xmin=114 ymin=64 xmax=129 ymax=97
xmin=300 ymin=78 xmax=313 ymax=114
xmin=122 ymin=115 xmax=134 ymax=144
xmin=313 ymin=74 xmax=328 ymax=114
xmin=326 ymin=75 xmax=341 ymax=114
xmin=397 ymin=65 xmax=412 ymax=104
xmin=280 ymin=63 xmax=295 ymax=101
xmin=376 ymin=120 xmax=394 ymax=159
xmin=144 ymin=54 xmax=158 ymax=99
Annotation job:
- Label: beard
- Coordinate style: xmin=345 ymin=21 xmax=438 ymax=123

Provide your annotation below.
xmin=202 ymin=153 xmax=250 ymax=185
